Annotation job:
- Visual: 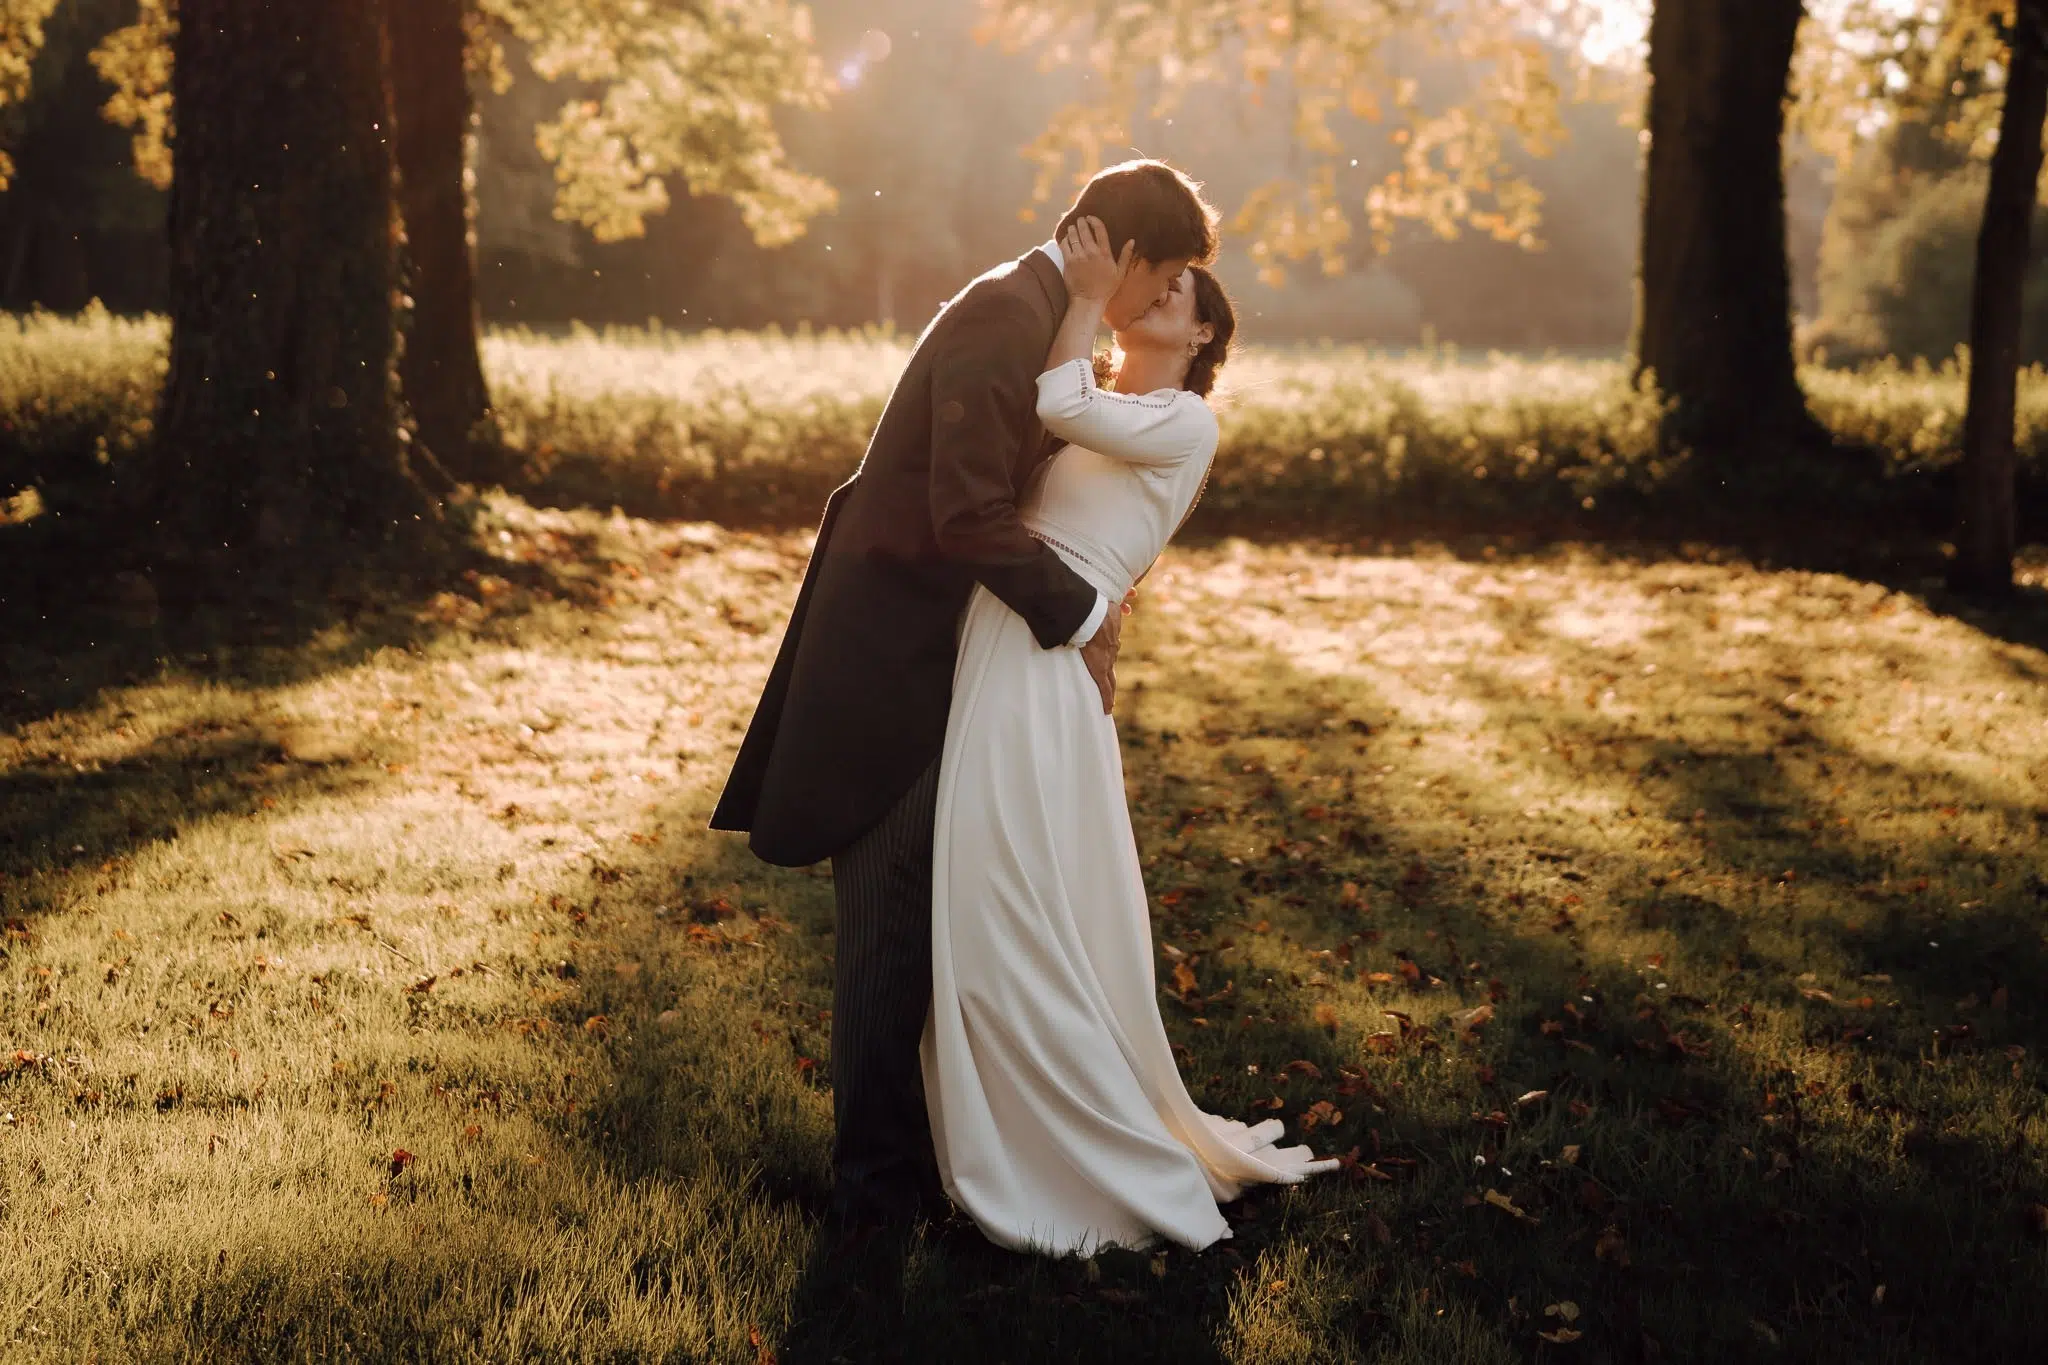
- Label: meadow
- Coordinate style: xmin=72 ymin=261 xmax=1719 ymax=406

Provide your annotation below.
xmin=3 ymin=317 xmax=2048 ymax=1361
xmin=6 ymin=309 xmax=2048 ymax=540
xmin=3 ymin=486 xmax=2047 ymax=1361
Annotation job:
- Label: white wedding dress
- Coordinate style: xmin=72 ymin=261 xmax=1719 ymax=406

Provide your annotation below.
xmin=921 ymin=357 xmax=1338 ymax=1256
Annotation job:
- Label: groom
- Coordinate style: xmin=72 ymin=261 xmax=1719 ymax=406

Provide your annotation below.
xmin=712 ymin=159 xmax=1220 ymax=1227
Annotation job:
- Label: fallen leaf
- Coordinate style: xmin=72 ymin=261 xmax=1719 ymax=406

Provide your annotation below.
xmin=1559 ymin=1144 xmax=1582 ymax=1165
xmin=1538 ymin=1328 xmax=1583 ymax=1344
xmin=1484 ymin=1189 xmax=1539 ymax=1223
xmin=1367 ymin=971 xmax=1398 ymax=986
xmin=390 ymin=1149 xmax=415 ymax=1178
xmin=368 ymin=1193 xmax=389 ymax=1210
xmin=1284 ymin=1060 xmax=1323 ymax=1079
xmin=1451 ymin=1003 xmax=1495 ymax=1034
xmin=1514 ymin=1089 xmax=1549 ymax=1108
xmin=1172 ymin=960 xmax=1199 ymax=998
xmin=1314 ymin=1003 xmax=1340 ymax=1032
xmin=1594 ymin=1224 xmax=1630 ymax=1266
xmin=1545 ymin=1301 xmax=1580 ymax=1323
xmin=1299 ymin=1100 xmax=1344 ymax=1132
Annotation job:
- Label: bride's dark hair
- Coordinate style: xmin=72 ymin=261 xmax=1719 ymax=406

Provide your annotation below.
xmin=1184 ymin=266 xmax=1236 ymax=398
xmin=1091 ymin=265 xmax=1237 ymax=397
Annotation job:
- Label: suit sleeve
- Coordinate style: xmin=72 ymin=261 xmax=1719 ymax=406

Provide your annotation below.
xmin=928 ymin=291 xmax=1103 ymax=650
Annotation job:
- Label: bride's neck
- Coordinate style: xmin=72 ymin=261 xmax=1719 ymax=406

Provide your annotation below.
xmin=1112 ymin=346 xmax=1190 ymax=396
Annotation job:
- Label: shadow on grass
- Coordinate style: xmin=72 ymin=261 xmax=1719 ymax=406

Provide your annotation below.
xmin=0 ymin=733 xmax=380 ymax=914
xmin=507 ymin=586 xmax=2048 ymax=1361
xmin=0 ymin=498 xmax=622 ymax=733
xmin=1189 ymin=634 xmax=2046 ymax=1360
xmin=10 ymin=509 xmax=2043 ymax=1361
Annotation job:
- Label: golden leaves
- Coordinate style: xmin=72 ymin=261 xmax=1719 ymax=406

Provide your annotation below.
xmin=88 ymin=0 xmax=176 ymax=191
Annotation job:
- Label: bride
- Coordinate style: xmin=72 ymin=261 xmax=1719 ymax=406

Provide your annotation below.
xmin=921 ymin=218 xmax=1338 ymax=1257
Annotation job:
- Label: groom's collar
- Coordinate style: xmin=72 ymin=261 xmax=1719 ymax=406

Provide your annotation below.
xmin=1021 ymin=240 xmax=1067 ymax=313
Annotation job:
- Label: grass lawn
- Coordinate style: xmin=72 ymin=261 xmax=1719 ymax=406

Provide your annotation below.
xmin=4 ymin=501 xmax=2047 ymax=1362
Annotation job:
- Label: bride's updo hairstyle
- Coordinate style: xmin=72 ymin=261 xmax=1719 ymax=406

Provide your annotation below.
xmin=1184 ymin=266 xmax=1236 ymax=399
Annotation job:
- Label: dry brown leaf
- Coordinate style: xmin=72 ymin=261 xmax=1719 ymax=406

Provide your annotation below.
xmin=1299 ymin=1100 xmax=1344 ymax=1132
xmin=1451 ymin=1002 xmax=1494 ymax=1029
xmin=1484 ymin=1189 xmax=1539 ymax=1223
xmin=1314 ymin=1003 xmax=1340 ymax=1031
xmin=1172 ymin=960 xmax=1199 ymax=998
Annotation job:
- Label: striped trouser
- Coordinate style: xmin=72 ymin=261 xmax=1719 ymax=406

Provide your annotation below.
xmin=826 ymin=758 xmax=943 ymax=1219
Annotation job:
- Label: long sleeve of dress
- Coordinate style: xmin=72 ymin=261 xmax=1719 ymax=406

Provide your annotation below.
xmin=1033 ymin=358 xmax=1218 ymax=469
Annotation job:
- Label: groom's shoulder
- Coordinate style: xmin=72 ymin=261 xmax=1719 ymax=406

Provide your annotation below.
xmin=944 ymin=251 xmax=1050 ymax=317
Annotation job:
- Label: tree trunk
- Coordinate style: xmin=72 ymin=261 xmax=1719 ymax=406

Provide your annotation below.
xmin=1950 ymin=0 xmax=2048 ymax=596
xmin=1636 ymin=0 xmax=1822 ymax=460
xmin=390 ymin=0 xmax=501 ymax=485
xmin=154 ymin=0 xmax=438 ymax=578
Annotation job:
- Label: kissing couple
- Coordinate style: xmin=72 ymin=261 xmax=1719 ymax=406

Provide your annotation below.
xmin=713 ymin=159 xmax=1337 ymax=1256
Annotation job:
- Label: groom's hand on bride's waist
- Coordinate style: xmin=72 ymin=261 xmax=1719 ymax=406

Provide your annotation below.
xmin=1080 ymin=609 xmax=1122 ymax=714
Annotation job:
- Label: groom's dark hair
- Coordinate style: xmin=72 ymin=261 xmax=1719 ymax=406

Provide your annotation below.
xmin=1056 ymin=159 xmax=1218 ymax=267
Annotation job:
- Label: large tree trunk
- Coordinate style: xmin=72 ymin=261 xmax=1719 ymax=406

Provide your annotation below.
xmin=1636 ymin=0 xmax=1822 ymax=460
xmin=154 ymin=0 xmax=439 ymax=578
xmin=391 ymin=0 xmax=502 ymax=486
xmin=1950 ymin=0 xmax=2048 ymax=595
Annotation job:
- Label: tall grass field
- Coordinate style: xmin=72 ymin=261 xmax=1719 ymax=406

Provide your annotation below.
xmin=4 ymin=309 xmax=2048 ymax=535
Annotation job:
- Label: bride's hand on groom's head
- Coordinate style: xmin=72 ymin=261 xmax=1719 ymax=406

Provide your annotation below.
xmin=1061 ymin=216 xmax=1134 ymax=304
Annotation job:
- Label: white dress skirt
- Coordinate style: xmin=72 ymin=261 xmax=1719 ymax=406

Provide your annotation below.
xmin=919 ymin=360 xmax=1337 ymax=1256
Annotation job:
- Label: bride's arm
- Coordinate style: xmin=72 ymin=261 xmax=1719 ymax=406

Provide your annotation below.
xmin=1045 ymin=289 xmax=1108 ymax=377
xmin=1035 ymin=358 xmax=1219 ymax=469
